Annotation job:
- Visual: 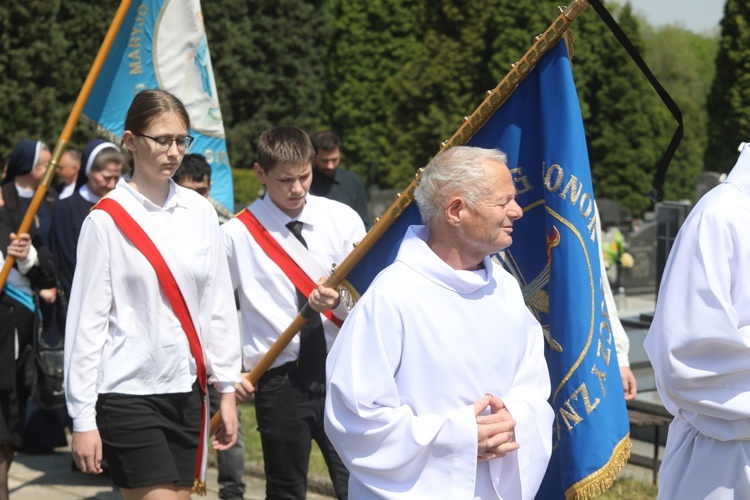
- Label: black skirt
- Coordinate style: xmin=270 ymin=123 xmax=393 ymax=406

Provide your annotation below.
xmin=95 ymin=381 xmax=202 ymax=489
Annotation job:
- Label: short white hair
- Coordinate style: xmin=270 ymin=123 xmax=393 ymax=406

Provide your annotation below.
xmin=414 ymin=146 xmax=508 ymax=228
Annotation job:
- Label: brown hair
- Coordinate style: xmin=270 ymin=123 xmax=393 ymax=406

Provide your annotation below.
xmin=311 ymin=130 xmax=341 ymax=152
xmin=256 ymin=126 xmax=314 ymax=172
xmin=124 ymin=89 xmax=190 ymax=171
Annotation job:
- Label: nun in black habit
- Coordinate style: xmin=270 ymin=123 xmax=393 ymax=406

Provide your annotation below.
xmin=49 ymin=139 xmax=124 ymax=298
xmin=0 ymin=139 xmax=59 ymax=496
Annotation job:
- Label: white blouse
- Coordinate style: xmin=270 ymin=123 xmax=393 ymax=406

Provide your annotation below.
xmin=65 ymin=179 xmax=241 ymax=432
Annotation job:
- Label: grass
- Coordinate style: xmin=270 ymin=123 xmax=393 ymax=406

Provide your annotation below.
xmin=235 ymin=402 xmax=657 ymax=499
xmin=600 ymin=476 xmax=658 ymax=499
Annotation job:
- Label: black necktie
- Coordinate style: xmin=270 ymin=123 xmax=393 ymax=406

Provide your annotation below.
xmin=285 ymin=220 xmax=327 ymax=393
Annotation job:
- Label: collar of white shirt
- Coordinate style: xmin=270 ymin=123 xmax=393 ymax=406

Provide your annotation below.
xmin=116 ymin=177 xmax=188 ymax=211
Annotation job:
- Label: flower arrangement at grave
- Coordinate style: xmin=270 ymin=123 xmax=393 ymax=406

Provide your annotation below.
xmin=602 ymin=228 xmax=634 ymax=270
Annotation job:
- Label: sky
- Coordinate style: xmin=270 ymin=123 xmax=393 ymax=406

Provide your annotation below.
xmin=610 ymin=0 xmax=725 ymax=34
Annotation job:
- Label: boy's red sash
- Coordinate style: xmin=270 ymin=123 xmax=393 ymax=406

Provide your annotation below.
xmin=236 ymin=208 xmax=343 ymax=328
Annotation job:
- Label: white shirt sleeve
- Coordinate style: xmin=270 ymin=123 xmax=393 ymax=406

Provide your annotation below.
xmin=202 ymin=219 xmax=241 ymax=393
xmin=492 ymin=309 xmax=555 ymax=498
xmin=602 ymin=262 xmax=630 ymax=368
xmin=64 ymin=218 xmax=111 ymax=432
xmin=595 ymin=206 xmax=630 ymax=367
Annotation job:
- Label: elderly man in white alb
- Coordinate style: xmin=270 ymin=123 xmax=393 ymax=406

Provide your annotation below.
xmin=324 ymin=146 xmax=554 ymax=499
xmin=645 ymin=142 xmax=750 ymax=499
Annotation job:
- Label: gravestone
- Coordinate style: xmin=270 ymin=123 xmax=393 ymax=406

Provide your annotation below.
xmin=596 ymin=197 xmax=632 ymax=234
xmin=367 ymin=187 xmax=401 ymax=221
xmin=655 ymin=201 xmax=692 ymax=293
xmin=619 ymin=220 xmax=657 ymax=294
xmin=695 ymin=171 xmax=724 ymax=200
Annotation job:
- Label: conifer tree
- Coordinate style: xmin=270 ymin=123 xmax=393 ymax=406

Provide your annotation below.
xmin=643 ymin=25 xmax=718 ymax=201
xmin=705 ymin=0 xmax=750 ymax=172
xmin=204 ymin=0 xmax=328 ymax=170
xmin=325 ymin=0 xmax=555 ymax=188
xmin=572 ymin=3 xmax=671 ymax=215
xmin=0 ymin=1 xmax=117 ymax=157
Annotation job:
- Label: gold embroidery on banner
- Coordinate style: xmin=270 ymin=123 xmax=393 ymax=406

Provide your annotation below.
xmin=544 ymin=163 xmax=597 ymax=242
xmin=527 ymin=290 xmax=550 ymax=315
xmin=128 ymin=5 xmax=149 ymax=76
xmin=522 ymin=199 xmax=545 ymax=213
xmin=510 ymin=167 xmax=534 ymax=196
xmin=546 ymin=206 xmax=595 ymax=405
xmin=559 ymin=399 xmax=584 ymax=431
xmin=590 ymin=365 xmax=608 ymax=396
xmin=554 ymin=381 xmax=601 ymax=438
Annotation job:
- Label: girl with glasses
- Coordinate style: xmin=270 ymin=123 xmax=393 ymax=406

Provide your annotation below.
xmin=65 ymin=89 xmax=241 ymax=500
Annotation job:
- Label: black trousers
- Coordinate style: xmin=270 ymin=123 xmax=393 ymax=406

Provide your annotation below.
xmin=254 ymin=362 xmax=349 ymax=499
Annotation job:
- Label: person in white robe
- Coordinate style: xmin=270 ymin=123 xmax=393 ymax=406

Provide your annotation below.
xmin=324 ymin=146 xmax=554 ymax=499
xmin=595 ymin=207 xmax=637 ymax=401
xmin=644 ymin=142 xmax=750 ymax=499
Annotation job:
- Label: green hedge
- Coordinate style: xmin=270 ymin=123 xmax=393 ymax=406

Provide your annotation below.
xmin=232 ymin=168 xmax=264 ymax=211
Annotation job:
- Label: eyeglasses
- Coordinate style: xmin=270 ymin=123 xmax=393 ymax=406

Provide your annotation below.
xmin=137 ymin=133 xmax=194 ymax=152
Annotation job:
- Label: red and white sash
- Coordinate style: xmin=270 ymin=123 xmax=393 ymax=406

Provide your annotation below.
xmin=237 ymin=205 xmax=343 ymax=328
xmin=93 ymin=197 xmax=210 ymax=494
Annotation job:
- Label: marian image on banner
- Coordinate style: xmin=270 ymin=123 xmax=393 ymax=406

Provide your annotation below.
xmin=153 ymin=1 xmax=223 ymax=137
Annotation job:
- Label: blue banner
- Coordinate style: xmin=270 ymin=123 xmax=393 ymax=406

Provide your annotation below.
xmin=83 ymin=0 xmax=234 ymax=210
xmin=347 ymin=39 xmax=629 ymax=498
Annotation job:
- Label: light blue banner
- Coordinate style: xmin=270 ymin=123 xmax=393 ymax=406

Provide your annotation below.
xmin=83 ymin=0 xmax=234 ymax=210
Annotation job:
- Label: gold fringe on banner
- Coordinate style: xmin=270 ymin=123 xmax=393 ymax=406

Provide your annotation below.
xmin=566 ymin=434 xmax=632 ymax=500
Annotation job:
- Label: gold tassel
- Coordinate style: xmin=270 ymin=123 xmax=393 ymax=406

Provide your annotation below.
xmin=192 ymin=478 xmax=207 ymax=496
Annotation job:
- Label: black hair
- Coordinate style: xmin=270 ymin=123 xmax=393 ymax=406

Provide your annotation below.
xmin=174 ymin=153 xmax=212 ymax=184
xmin=311 ymin=130 xmax=342 ymax=151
